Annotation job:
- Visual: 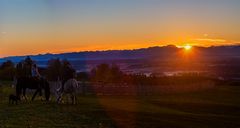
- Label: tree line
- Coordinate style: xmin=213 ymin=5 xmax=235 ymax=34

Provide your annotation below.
xmin=0 ymin=57 xmax=214 ymax=86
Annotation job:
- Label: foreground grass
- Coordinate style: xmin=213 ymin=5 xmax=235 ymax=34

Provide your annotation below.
xmin=0 ymin=84 xmax=240 ymax=128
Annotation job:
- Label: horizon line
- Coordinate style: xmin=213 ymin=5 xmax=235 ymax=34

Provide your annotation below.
xmin=1 ymin=44 xmax=240 ymax=59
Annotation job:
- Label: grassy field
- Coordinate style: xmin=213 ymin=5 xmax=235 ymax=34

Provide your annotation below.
xmin=0 ymin=82 xmax=240 ymax=128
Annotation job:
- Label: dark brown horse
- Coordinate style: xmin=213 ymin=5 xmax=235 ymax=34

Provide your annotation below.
xmin=16 ymin=77 xmax=50 ymax=101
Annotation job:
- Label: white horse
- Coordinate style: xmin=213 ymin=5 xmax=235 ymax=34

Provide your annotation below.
xmin=56 ymin=79 xmax=79 ymax=104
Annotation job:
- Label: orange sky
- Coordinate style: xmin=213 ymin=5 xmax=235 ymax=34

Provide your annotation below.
xmin=0 ymin=0 xmax=240 ymax=57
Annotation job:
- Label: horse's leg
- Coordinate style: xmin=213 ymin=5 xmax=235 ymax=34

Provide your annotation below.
xmin=71 ymin=93 xmax=76 ymax=105
xmin=45 ymin=88 xmax=50 ymax=102
xmin=57 ymin=93 xmax=63 ymax=104
xmin=39 ymin=89 xmax=44 ymax=101
xmin=23 ymin=89 xmax=28 ymax=101
xmin=74 ymin=95 xmax=77 ymax=105
xmin=66 ymin=94 xmax=69 ymax=104
xmin=70 ymin=93 xmax=73 ymax=104
xmin=71 ymin=94 xmax=74 ymax=105
xmin=53 ymin=89 xmax=58 ymax=101
xmin=39 ymin=89 xmax=42 ymax=96
xmin=71 ymin=95 xmax=74 ymax=104
xmin=60 ymin=93 xmax=63 ymax=103
xmin=73 ymin=95 xmax=76 ymax=105
xmin=32 ymin=89 xmax=39 ymax=101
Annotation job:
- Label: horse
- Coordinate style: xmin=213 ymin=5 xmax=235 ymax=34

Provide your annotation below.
xmin=57 ymin=78 xmax=79 ymax=104
xmin=16 ymin=77 xmax=50 ymax=101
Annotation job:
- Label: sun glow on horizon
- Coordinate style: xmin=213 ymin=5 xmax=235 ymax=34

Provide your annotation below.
xmin=184 ymin=44 xmax=192 ymax=51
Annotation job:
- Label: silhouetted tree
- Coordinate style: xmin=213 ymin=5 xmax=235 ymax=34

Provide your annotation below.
xmin=61 ymin=59 xmax=76 ymax=82
xmin=46 ymin=59 xmax=76 ymax=81
xmin=77 ymin=72 xmax=89 ymax=82
xmin=0 ymin=60 xmax=15 ymax=80
xmin=46 ymin=59 xmax=62 ymax=81
xmin=109 ymin=64 xmax=123 ymax=83
xmin=0 ymin=60 xmax=14 ymax=69
xmin=90 ymin=64 xmax=123 ymax=83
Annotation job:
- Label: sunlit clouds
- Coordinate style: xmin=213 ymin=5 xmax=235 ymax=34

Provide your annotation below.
xmin=193 ymin=38 xmax=226 ymax=43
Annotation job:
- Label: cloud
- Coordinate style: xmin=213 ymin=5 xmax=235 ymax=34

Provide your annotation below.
xmin=190 ymin=38 xmax=240 ymax=47
xmin=203 ymin=34 xmax=209 ymax=37
xmin=193 ymin=38 xmax=226 ymax=43
xmin=1 ymin=32 xmax=6 ymax=34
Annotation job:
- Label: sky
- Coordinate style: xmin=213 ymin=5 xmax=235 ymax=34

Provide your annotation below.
xmin=0 ymin=0 xmax=240 ymax=57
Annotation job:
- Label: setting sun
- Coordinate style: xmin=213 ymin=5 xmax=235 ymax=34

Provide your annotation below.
xmin=184 ymin=45 xmax=192 ymax=50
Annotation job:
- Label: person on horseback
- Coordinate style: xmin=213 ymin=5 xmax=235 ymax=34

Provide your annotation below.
xmin=25 ymin=57 xmax=34 ymax=77
xmin=32 ymin=64 xmax=41 ymax=78
xmin=15 ymin=57 xmax=34 ymax=79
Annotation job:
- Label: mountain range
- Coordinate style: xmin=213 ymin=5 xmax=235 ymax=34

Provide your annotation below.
xmin=1 ymin=45 xmax=240 ymax=63
xmin=1 ymin=45 xmax=240 ymax=74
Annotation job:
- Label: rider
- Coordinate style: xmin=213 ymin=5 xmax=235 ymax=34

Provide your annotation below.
xmin=24 ymin=56 xmax=34 ymax=77
xmin=31 ymin=64 xmax=41 ymax=80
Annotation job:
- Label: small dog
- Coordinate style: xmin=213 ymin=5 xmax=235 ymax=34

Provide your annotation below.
xmin=9 ymin=94 xmax=20 ymax=105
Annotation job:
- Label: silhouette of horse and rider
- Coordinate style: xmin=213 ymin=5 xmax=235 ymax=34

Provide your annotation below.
xmin=15 ymin=57 xmax=49 ymax=101
xmin=15 ymin=57 xmax=76 ymax=102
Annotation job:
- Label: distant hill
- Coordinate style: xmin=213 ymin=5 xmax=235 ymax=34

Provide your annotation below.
xmin=1 ymin=45 xmax=240 ymax=63
xmin=1 ymin=45 xmax=240 ymax=74
xmin=0 ymin=45 xmax=179 ymax=63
